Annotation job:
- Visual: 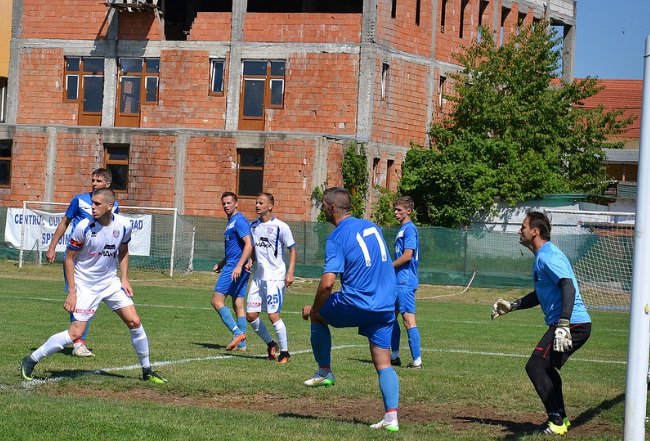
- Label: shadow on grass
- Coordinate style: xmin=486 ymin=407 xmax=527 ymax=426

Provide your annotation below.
xmin=192 ymin=342 xmax=270 ymax=361
xmin=455 ymin=393 xmax=625 ymax=439
xmin=278 ymin=412 xmax=371 ymax=427
xmin=194 ymin=342 xmax=227 ymax=350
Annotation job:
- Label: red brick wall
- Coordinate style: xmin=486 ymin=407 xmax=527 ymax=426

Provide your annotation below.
xmin=243 ymin=13 xmax=362 ymax=43
xmin=16 ymin=48 xmax=78 ymax=125
xmin=143 ymin=50 xmax=227 ymax=129
xmin=372 ymin=58 xmax=429 ymax=146
xmin=187 ymin=13 xmax=232 ymax=41
xmin=21 ymin=0 xmax=110 ymax=39
xmin=376 ymin=0 xmax=433 ymax=57
xmin=118 ymin=10 xmax=163 ymax=41
xmin=0 ymin=132 xmax=49 ymax=206
xmin=266 ymin=53 xmax=358 ymax=135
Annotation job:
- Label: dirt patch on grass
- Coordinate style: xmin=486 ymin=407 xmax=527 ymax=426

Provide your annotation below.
xmin=54 ymin=386 xmax=617 ymax=436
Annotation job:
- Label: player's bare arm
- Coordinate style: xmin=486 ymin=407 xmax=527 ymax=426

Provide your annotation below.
xmin=232 ymin=235 xmax=253 ymax=280
xmin=63 ymin=248 xmax=78 ymax=313
xmin=286 ymin=247 xmax=297 ymax=287
xmin=46 ymin=216 xmax=72 ymax=263
xmin=392 ymin=248 xmax=413 ymax=269
xmin=119 ymin=243 xmax=133 ymax=297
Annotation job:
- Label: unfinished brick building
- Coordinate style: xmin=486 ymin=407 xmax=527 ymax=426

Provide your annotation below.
xmin=0 ymin=0 xmax=576 ymax=221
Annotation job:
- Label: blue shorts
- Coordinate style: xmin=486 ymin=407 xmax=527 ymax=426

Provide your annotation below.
xmin=214 ymin=266 xmax=250 ymax=298
xmin=396 ymin=284 xmax=417 ymax=314
xmin=319 ymin=292 xmax=395 ymax=349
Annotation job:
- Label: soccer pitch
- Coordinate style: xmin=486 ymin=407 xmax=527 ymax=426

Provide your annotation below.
xmin=0 ymin=261 xmax=635 ymax=440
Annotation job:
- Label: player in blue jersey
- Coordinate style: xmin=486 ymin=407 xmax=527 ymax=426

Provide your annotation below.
xmin=45 ymin=168 xmax=119 ymax=357
xmin=21 ymin=188 xmax=167 ymax=384
xmin=246 ymin=192 xmax=296 ymax=363
xmin=390 ymin=196 xmax=422 ymax=369
xmin=212 ymin=192 xmax=253 ymax=351
xmin=491 ymin=211 xmax=591 ymax=436
xmin=301 ymin=187 xmax=400 ymax=432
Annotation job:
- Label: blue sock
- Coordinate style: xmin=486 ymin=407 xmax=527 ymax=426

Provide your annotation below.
xmin=217 ymin=307 xmax=240 ymax=334
xmin=391 ymin=320 xmax=401 ymax=354
xmin=236 ymin=316 xmax=247 ymax=348
xmin=407 ymin=327 xmax=421 ymax=361
xmin=377 ymin=367 xmax=400 ymax=411
xmin=310 ymin=323 xmax=331 ymax=367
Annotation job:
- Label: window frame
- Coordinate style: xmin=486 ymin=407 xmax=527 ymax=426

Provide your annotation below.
xmin=209 ymin=58 xmax=226 ymax=96
xmin=104 ymin=143 xmax=130 ymax=193
xmin=117 ymin=57 xmax=160 ymax=116
xmin=236 ymin=148 xmax=264 ymax=198
xmin=0 ymin=139 xmax=12 ymax=188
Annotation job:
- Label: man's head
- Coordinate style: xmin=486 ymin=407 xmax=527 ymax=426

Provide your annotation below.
xmin=519 ymin=210 xmax=551 ymax=248
xmin=221 ymin=191 xmax=239 ymax=217
xmin=322 ymin=187 xmax=352 ymax=224
xmin=91 ymin=188 xmax=116 ymax=220
xmin=393 ymin=196 xmax=414 ymax=225
xmin=256 ymin=192 xmax=275 ymax=219
xmin=91 ymin=168 xmax=112 ymax=192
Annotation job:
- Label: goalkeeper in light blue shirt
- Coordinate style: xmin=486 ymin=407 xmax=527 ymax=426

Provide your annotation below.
xmin=491 ymin=211 xmax=591 ymax=436
xmin=301 ymin=187 xmax=400 ymax=432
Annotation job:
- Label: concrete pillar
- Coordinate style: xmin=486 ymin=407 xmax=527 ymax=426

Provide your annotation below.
xmin=5 ymin=0 xmax=22 ymax=124
xmin=225 ymin=0 xmax=246 ymax=130
xmin=356 ymin=0 xmax=379 ymax=142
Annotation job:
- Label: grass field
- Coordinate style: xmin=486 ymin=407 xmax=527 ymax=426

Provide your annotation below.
xmin=0 ymin=260 xmax=638 ymax=440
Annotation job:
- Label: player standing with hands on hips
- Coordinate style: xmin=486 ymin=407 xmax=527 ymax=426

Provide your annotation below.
xmin=21 ymin=188 xmax=168 ymax=384
xmin=302 ymin=187 xmax=400 ymax=432
xmin=491 ymin=211 xmax=591 ymax=436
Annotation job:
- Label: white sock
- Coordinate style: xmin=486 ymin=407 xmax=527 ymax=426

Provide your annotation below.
xmin=31 ymin=330 xmax=74 ymax=362
xmin=384 ymin=410 xmax=398 ymax=422
xmin=250 ymin=317 xmax=273 ymax=344
xmin=272 ymin=319 xmax=288 ymax=352
xmin=413 ymin=357 xmax=422 ymax=366
xmin=129 ymin=326 xmax=151 ymax=368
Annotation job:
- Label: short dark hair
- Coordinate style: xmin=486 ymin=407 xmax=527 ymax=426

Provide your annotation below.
xmin=221 ymin=191 xmax=238 ymax=201
xmin=526 ymin=210 xmax=551 ymax=241
xmin=257 ymin=192 xmax=275 ymax=205
xmin=393 ymin=196 xmax=414 ymax=211
xmin=92 ymin=168 xmax=112 ymax=184
xmin=323 ymin=187 xmax=352 ymax=213
xmin=94 ymin=187 xmax=116 ymax=204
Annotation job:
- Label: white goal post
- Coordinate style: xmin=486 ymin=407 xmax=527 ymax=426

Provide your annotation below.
xmin=544 ymin=208 xmax=635 ymax=311
xmin=13 ymin=201 xmax=195 ymax=277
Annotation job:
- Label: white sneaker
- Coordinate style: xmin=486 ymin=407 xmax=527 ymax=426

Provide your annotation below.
xmin=72 ymin=344 xmax=95 ymax=357
xmin=303 ymin=371 xmax=335 ymax=387
xmin=370 ymin=418 xmax=399 ymax=432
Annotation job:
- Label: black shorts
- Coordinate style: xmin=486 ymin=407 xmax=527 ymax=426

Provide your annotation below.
xmin=531 ymin=322 xmax=591 ymax=370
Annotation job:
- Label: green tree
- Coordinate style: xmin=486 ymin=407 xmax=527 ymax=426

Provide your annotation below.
xmin=342 ymin=143 xmax=369 ymax=218
xmin=400 ymin=24 xmax=633 ymax=227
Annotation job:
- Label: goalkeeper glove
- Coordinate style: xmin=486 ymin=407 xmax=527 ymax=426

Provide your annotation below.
xmin=553 ymin=319 xmax=572 ymax=352
xmin=491 ymin=298 xmax=514 ymax=319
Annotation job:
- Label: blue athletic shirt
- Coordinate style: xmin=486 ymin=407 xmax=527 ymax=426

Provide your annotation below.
xmin=533 ymin=241 xmax=591 ymax=325
xmin=65 ymin=192 xmax=120 ymax=230
xmin=395 ymin=221 xmax=419 ymax=289
xmin=323 ymin=217 xmax=397 ymax=312
xmin=223 ymin=211 xmax=250 ymax=266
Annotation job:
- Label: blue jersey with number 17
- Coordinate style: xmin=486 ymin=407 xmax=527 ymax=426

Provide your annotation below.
xmin=323 ymin=217 xmax=397 ymax=312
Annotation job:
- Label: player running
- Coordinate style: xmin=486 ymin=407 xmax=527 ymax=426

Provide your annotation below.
xmin=21 ymin=188 xmax=167 ymax=384
xmin=302 ymin=187 xmax=400 ymax=432
xmin=246 ymin=192 xmax=296 ymax=363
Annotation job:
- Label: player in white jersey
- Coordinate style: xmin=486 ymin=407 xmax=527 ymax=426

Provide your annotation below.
xmin=45 ymin=168 xmax=118 ymax=357
xmin=21 ymin=188 xmax=168 ymax=385
xmin=246 ymin=193 xmax=296 ymax=363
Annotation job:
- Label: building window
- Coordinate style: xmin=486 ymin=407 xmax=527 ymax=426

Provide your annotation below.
xmin=104 ymin=144 xmax=129 ymax=192
xmin=517 ymin=12 xmax=526 ymax=34
xmin=440 ymin=0 xmax=448 ymax=33
xmin=210 ymin=59 xmax=225 ymax=95
xmin=237 ymin=149 xmax=264 ymax=197
xmin=116 ymin=58 xmax=159 ymax=127
xmin=0 ymin=140 xmax=11 ymax=187
xmin=64 ymin=56 xmax=104 ymax=126
xmin=459 ymin=0 xmax=469 ymax=38
xmin=0 ymin=77 xmax=7 ymax=123
xmin=391 ymin=0 xmax=397 ymax=18
xmin=500 ymin=7 xmax=510 ymax=46
xmin=478 ymin=1 xmax=490 ymax=41
xmin=381 ymin=63 xmax=389 ymax=100
xmin=415 ymin=0 xmax=421 ymax=25
xmin=239 ymin=60 xmax=286 ymax=131
xmin=386 ymin=159 xmax=395 ymax=190
xmin=438 ymin=75 xmax=447 ymax=110
xmin=372 ymin=158 xmax=381 ymax=186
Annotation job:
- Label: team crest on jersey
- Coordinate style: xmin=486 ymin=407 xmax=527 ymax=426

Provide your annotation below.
xmin=113 ymin=230 xmax=120 ymax=238
xmin=265 ymin=227 xmax=274 ymax=234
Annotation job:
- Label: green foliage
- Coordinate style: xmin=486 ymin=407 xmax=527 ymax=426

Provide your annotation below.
xmin=401 ymin=24 xmax=633 ymax=227
xmin=370 ymin=187 xmax=400 ymax=226
xmin=310 ymin=184 xmax=327 ymax=222
xmin=342 ymin=143 xmax=369 ymax=218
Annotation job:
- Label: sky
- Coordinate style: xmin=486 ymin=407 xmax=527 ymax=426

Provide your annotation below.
xmin=574 ymin=0 xmax=650 ymax=80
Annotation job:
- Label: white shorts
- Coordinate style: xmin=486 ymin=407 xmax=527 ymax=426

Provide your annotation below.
xmin=246 ymin=279 xmax=285 ymax=314
xmin=72 ymin=278 xmax=134 ymax=321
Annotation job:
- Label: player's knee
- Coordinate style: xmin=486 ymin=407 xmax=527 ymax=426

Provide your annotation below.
xmin=246 ymin=312 xmax=258 ymax=322
xmin=525 ymin=356 xmax=546 ymax=380
xmin=211 ymin=295 xmax=225 ymax=309
xmin=125 ymin=316 xmax=142 ymax=329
